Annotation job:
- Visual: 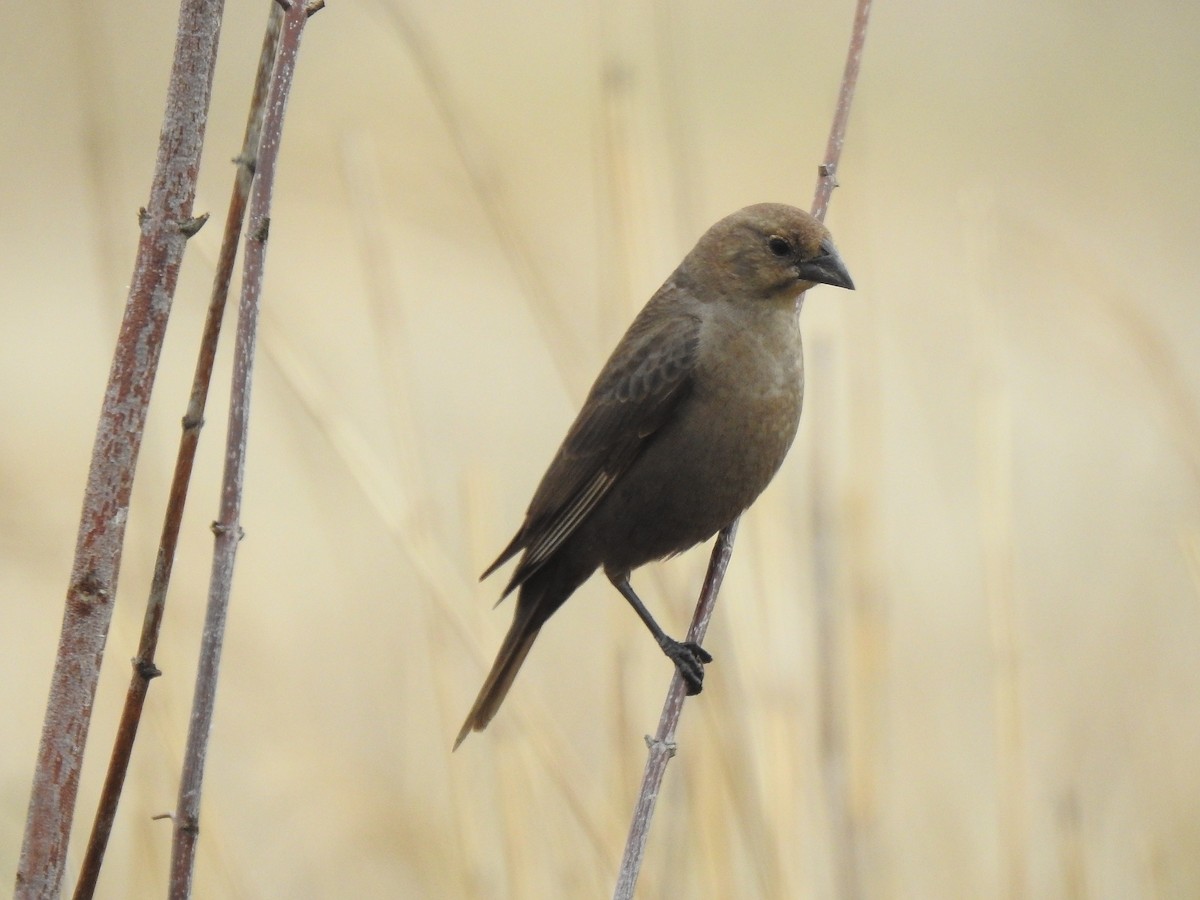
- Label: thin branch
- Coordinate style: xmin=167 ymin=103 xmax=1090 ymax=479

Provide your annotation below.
xmin=811 ymin=0 xmax=874 ymax=224
xmin=167 ymin=1 xmax=314 ymax=895
xmin=613 ymin=519 xmax=738 ymax=899
xmin=15 ymin=1 xmax=226 ymax=895
xmin=70 ymin=10 xmax=283 ymax=898
xmin=613 ymin=2 xmax=875 ymax=896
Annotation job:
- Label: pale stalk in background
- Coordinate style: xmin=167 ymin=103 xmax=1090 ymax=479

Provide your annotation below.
xmin=613 ymin=1 xmax=874 ymax=896
xmin=1058 ymin=791 xmax=1088 ymax=900
xmin=374 ymin=1 xmax=588 ymax=395
xmin=809 ymin=338 xmax=861 ymax=900
xmin=168 ymin=1 xmax=321 ymax=895
xmin=966 ymin=191 xmax=1028 ymax=898
xmin=15 ymin=0 xmax=226 ymax=894
xmin=71 ymin=11 xmax=283 ymax=898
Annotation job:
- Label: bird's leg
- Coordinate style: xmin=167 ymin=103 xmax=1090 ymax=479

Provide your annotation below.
xmin=607 ymin=572 xmax=713 ymax=695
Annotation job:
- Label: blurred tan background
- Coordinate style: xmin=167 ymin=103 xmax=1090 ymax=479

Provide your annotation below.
xmin=3 ymin=1 xmax=1199 ymax=897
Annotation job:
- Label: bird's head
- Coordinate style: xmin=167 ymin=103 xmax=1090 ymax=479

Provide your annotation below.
xmin=683 ymin=202 xmax=854 ymax=304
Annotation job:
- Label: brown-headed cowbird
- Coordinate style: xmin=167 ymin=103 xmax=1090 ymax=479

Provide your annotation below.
xmin=456 ymin=203 xmax=853 ymax=748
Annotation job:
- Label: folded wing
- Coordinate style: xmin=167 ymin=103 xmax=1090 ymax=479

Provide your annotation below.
xmin=484 ymin=291 xmax=702 ymax=596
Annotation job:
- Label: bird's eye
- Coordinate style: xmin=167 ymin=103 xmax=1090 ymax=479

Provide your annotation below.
xmin=767 ymin=236 xmax=791 ymax=257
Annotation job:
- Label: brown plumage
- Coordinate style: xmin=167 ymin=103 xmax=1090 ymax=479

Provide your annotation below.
xmin=456 ymin=203 xmax=853 ymax=748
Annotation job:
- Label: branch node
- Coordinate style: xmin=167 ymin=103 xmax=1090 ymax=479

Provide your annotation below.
xmin=210 ymin=521 xmax=245 ymax=542
xmin=181 ymin=411 xmax=205 ymax=432
xmin=178 ymin=818 xmax=199 ymax=836
xmin=251 ymin=217 xmax=270 ymax=242
xmin=305 ymin=0 xmax=325 ymax=16
xmin=133 ymin=657 xmax=163 ymax=681
xmin=179 ymin=213 xmax=210 ymax=237
xmin=73 ymin=572 xmax=111 ymax=604
xmin=643 ymin=735 xmax=677 ymax=758
xmin=232 ymin=152 xmax=257 ymax=176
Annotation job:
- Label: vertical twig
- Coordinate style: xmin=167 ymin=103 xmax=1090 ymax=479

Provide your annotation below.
xmin=612 ymin=2 xmax=874 ymax=896
xmin=15 ymin=1 xmax=226 ymax=895
xmin=613 ymin=520 xmax=738 ymax=899
xmin=70 ymin=10 xmax=283 ymax=898
xmin=811 ymin=0 xmax=874 ymax=223
xmin=167 ymin=1 xmax=318 ymax=896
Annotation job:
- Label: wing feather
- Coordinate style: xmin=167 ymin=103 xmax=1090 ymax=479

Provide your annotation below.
xmin=485 ymin=290 xmax=701 ymax=596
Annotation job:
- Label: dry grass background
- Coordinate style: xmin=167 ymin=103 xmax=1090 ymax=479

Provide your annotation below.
xmin=3 ymin=1 xmax=1199 ymax=897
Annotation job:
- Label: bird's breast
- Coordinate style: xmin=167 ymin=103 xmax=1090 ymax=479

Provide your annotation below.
xmin=585 ymin=306 xmax=804 ymax=571
xmin=689 ymin=309 xmax=804 ymax=491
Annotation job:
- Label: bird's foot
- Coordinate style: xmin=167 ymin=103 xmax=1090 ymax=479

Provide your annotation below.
xmin=663 ymin=639 xmax=713 ymax=695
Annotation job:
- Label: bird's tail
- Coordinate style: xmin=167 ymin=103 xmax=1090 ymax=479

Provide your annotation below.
xmin=456 ymin=553 xmax=595 ymax=749
xmin=453 ymin=605 xmax=542 ymax=750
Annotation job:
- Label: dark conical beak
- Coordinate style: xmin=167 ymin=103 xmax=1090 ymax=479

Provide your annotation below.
xmin=797 ymin=246 xmax=854 ymax=291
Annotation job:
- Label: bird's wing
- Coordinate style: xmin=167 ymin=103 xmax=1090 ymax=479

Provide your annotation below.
xmin=484 ymin=296 xmax=702 ymax=595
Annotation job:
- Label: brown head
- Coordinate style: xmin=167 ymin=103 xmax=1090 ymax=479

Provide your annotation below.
xmin=675 ymin=202 xmax=854 ymax=305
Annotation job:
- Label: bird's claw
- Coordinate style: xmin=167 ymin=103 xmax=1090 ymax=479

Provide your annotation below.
xmin=666 ymin=639 xmax=713 ymax=695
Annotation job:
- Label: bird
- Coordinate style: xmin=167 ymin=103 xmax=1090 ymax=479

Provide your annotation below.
xmin=455 ymin=203 xmax=853 ymax=749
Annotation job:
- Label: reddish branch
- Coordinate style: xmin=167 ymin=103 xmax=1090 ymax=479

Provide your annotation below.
xmin=69 ymin=10 xmax=284 ymax=899
xmin=15 ymin=1 xmax=226 ymax=896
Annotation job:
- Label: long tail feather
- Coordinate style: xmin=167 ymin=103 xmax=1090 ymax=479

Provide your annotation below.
xmin=458 ymin=549 xmax=594 ymax=749
xmin=453 ymin=614 xmax=541 ymax=750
